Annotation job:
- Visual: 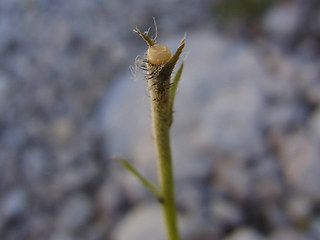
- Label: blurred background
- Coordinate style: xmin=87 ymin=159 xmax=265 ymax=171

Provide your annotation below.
xmin=0 ymin=0 xmax=320 ymax=239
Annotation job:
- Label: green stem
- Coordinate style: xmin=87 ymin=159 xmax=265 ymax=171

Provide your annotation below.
xmin=148 ymin=74 xmax=180 ymax=240
xmin=133 ymin=26 xmax=184 ymax=240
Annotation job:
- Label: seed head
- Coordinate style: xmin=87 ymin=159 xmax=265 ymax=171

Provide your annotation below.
xmin=147 ymin=44 xmax=172 ymax=65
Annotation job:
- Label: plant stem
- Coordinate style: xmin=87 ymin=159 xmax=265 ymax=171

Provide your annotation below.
xmin=118 ymin=159 xmax=162 ymax=201
xmin=148 ymin=75 xmax=180 ymax=240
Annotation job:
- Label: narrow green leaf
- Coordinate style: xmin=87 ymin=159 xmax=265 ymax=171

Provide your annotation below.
xmin=118 ymin=159 xmax=162 ymax=200
xmin=169 ymin=62 xmax=184 ymax=127
xmin=159 ymin=38 xmax=185 ymax=80
xmin=133 ymin=27 xmax=154 ymax=46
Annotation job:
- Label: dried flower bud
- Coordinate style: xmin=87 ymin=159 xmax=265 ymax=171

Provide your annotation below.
xmin=147 ymin=44 xmax=172 ymax=65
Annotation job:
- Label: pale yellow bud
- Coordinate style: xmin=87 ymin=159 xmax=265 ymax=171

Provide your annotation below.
xmin=147 ymin=44 xmax=171 ymax=65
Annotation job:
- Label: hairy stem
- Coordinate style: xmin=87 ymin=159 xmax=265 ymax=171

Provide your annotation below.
xmin=133 ymin=26 xmax=184 ymax=240
xmin=148 ymin=73 xmax=180 ymax=240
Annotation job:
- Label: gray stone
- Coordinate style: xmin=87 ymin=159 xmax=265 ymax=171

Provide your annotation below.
xmin=263 ymin=2 xmax=302 ymax=42
xmin=309 ymin=109 xmax=320 ymax=141
xmin=56 ymin=194 xmax=93 ymax=232
xmin=0 ymin=73 xmax=9 ymax=101
xmin=27 ymin=214 xmax=51 ymax=240
xmin=0 ymin=188 xmax=28 ymax=222
xmin=251 ymin=158 xmax=284 ymax=201
xmin=254 ymin=177 xmax=283 ymax=202
xmin=278 ymin=132 xmax=320 ymax=199
xmin=269 ymin=229 xmax=310 ymax=240
xmin=262 ymin=103 xmax=302 ymax=131
xmin=263 ymin=204 xmax=289 ymax=229
xmin=210 ymin=199 xmax=244 ymax=226
xmin=214 ymin=159 xmax=252 ymax=200
xmin=311 ymin=218 xmax=320 ymax=239
xmin=286 ymin=194 xmax=312 ymax=224
xmin=181 ymin=217 xmax=218 ymax=240
xmin=49 ymin=117 xmax=74 ymax=144
xmin=175 ymin=184 xmax=203 ymax=215
xmin=49 ymin=233 xmax=75 ymax=240
xmin=21 ymin=147 xmax=50 ymax=182
xmin=96 ymin=178 xmax=125 ymax=217
xmin=51 ymin=161 xmax=99 ymax=198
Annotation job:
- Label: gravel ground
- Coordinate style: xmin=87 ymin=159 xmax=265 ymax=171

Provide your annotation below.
xmin=0 ymin=0 xmax=320 ymax=240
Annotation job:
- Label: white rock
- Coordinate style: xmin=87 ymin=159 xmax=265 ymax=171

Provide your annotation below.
xmin=112 ymin=204 xmax=165 ymax=240
xmin=112 ymin=204 xmax=217 ymax=240
xmin=210 ymin=199 xmax=244 ymax=226
xmin=263 ymin=2 xmax=302 ymax=41
xmin=286 ymin=194 xmax=312 ymax=223
xmin=224 ymin=228 xmax=265 ymax=240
